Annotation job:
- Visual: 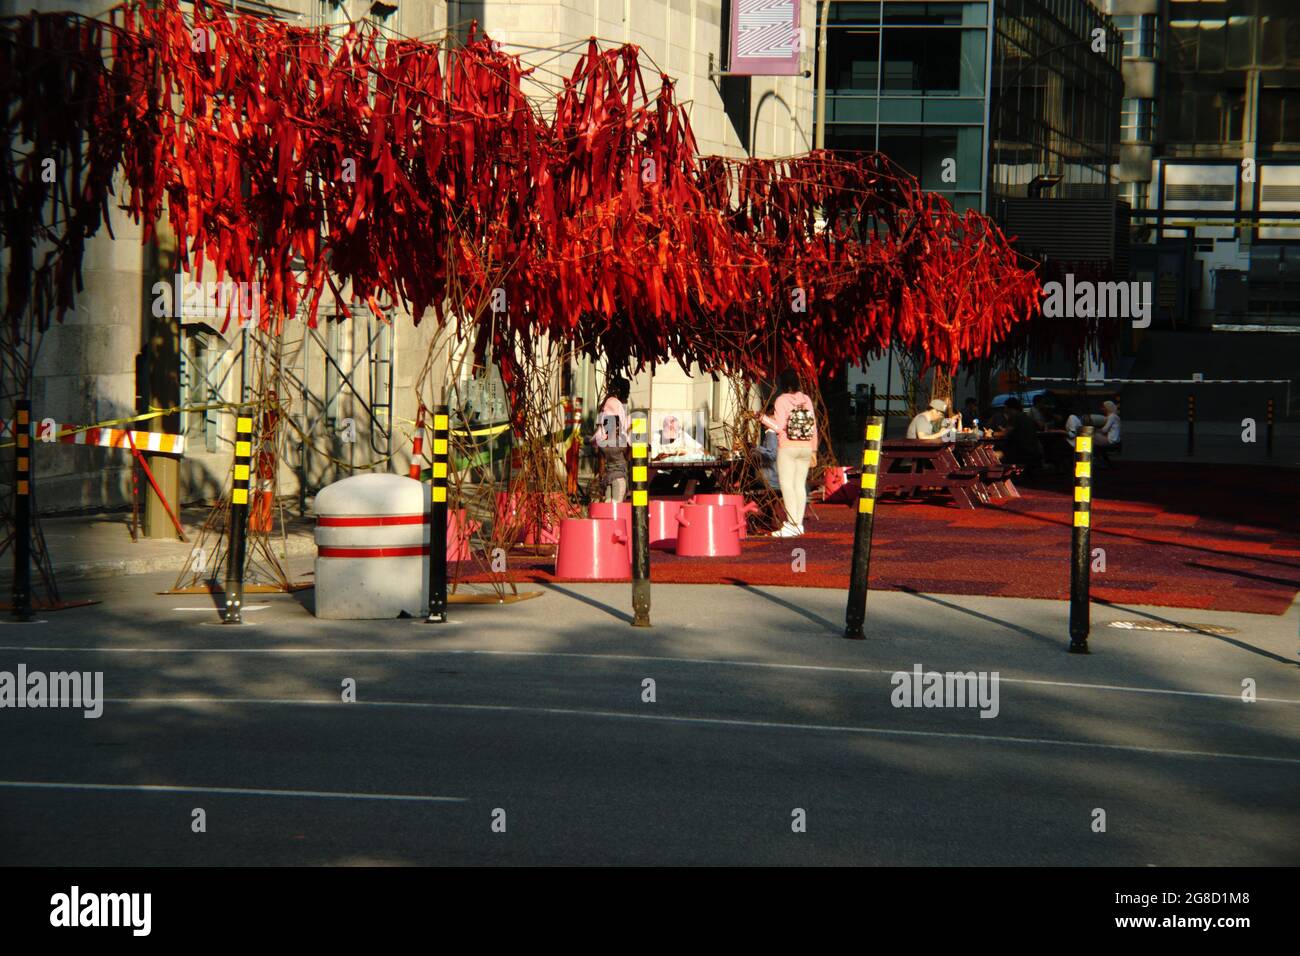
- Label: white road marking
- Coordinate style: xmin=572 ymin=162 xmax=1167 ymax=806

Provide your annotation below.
xmin=2 ymin=645 xmax=1297 ymax=705
xmin=97 ymin=696 xmax=1300 ymax=767
xmin=0 ymin=780 xmax=465 ymax=803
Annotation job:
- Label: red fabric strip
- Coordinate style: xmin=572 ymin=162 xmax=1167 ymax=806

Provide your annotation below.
xmin=317 ymin=514 xmax=425 ymax=527
xmin=317 ymin=545 xmax=427 ymax=558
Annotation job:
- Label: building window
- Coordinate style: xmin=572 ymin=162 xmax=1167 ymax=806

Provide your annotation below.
xmin=1259 ymin=90 xmax=1300 ymax=149
xmin=1120 ymin=98 xmax=1156 ymax=143
xmin=1165 ymin=90 xmax=1245 ymax=144
xmin=1120 ymin=182 xmax=1148 ymax=210
xmin=1112 ymin=14 xmax=1159 ymax=60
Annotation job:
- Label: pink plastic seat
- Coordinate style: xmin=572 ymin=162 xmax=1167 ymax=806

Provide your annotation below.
xmin=675 ymin=504 xmax=742 ymax=557
xmin=647 ymin=499 xmax=683 ymax=549
xmin=588 ymin=500 xmax=633 ymax=541
xmin=554 ymin=518 xmax=631 ymax=580
xmin=688 ymin=493 xmax=759 ymax=538
xmin=822 ymin=466 xmax=853 ymax=503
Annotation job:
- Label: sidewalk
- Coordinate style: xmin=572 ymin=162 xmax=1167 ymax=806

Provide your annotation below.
xmin=1 ymin=506 xmax=316 ymax=585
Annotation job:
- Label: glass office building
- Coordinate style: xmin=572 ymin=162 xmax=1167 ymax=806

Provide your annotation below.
xmin=818 ymin=0 xmax=1122 ymax=213
xmin=1102 ymin=0 xmax=1300 ymax=328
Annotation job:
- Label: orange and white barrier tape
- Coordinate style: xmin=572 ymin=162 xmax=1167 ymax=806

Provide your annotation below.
xmin=44 ymin=423 xmax=185 ymax=455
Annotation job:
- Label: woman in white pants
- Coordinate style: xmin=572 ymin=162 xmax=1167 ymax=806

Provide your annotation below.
xmin=760 ymin=369 xmax=818 ymax=538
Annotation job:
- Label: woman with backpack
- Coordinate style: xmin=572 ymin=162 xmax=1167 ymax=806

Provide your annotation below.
xmin=760 ymin=369 xmax=818 ymax=538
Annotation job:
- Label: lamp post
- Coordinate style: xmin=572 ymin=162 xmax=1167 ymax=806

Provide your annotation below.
xmin=814 ymin=0 xmax=832 ymax=150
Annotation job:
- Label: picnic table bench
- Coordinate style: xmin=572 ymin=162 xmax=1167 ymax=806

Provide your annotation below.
xmin=647 ymin=454 xmax=739 ymax=498
xmin=869 ymin=438 xmax=1021 ymax=509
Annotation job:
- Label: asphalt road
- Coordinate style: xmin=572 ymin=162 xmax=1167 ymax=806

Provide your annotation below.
xmin=1 ymin=567 xmax=1297 ymax=865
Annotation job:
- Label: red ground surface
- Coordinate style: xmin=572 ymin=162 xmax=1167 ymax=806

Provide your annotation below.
xmin=463 ymin=463 xmax=1300 ymax=615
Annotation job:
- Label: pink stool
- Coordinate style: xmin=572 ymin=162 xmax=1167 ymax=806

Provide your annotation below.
xmin=823 ymin=466 xmax=853 ymax=503
xmin=446 ymin=508 xmax=480 ymax=562
xmin=588 ymin=500 xmax=633 ymax=538
xmin=495 ymin=490 xmax=567 ymax=545
xmin=688 ymin=493 xmax=759 ymax=538
xmin=554 ymin=518 xmax=631 ymax=580
xmin=675 ymin=504 xmax=742 ymax=557
xmin=647 ymin=499 xmax=683 ymax=549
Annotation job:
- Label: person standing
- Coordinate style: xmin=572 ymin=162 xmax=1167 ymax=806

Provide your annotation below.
xmin=760 ymin=369 xmax=817 ymax=538
xmin=593 ymin=377 xmax=631 ymax=502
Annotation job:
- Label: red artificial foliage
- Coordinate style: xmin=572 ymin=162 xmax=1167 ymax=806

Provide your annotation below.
xmin=1 ymin=0 xmax=1042 ymax=379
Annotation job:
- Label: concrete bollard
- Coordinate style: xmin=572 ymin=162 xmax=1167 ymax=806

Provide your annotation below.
xmin=315 ymin=474 xmax=427 ymax=619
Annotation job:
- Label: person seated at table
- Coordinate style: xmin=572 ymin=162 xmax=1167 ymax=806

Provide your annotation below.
xmin=960 ymin=397 xmax=981 ymax=430
xmin=906 ymin=399 xmax=951 ymax=441
xmin=1029 ymin=394 xmax=1053 ymax=430
xmin=1095 ymin=400 xmax=1122 ymax=448
xmin=992 ymin=398 xmax=1043 ymax=471
xmin=755 ymin=426 xmax=780 ymax=491
xmin=651 ymin=414 xmax=706 ymax=460
xmin=1064 ymin=406 xmax=1084 ymax=446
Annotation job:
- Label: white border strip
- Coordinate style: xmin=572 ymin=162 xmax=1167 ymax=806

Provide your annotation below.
xmin=3 ymin=646 xmax=1296 ymax=705
xmin=0 ymin=780 xmax=466 ymax=802
xmin=96 ymin=697 xmax=1300 ymax=767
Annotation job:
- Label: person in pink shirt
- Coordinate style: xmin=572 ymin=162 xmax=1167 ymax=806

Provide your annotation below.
xmin=592 ymin=377 xmax=631 ymax=502
xmin=759 ymin=369 xmax=818 ymax=537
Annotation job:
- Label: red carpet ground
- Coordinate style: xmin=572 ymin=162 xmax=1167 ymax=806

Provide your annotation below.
xmin=462 ymin=463 xmax=1300 ymax=615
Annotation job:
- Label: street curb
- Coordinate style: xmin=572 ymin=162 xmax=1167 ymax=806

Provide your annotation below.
xmin=0 ymin=532 xmax=317 ymax=584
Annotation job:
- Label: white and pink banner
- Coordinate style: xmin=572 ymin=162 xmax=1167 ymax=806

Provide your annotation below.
xmin=728 ymin=0 xmax=802 ymax=76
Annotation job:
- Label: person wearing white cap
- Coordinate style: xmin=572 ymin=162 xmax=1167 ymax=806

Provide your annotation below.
xmin=906 ymin=399 xmax=950 ymax=441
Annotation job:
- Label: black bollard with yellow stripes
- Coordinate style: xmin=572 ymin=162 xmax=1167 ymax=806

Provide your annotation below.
xmin=630 ymin=412 xmax=651 ymax=627
xmin=11 ymin=401 xmax=33 ymax=621
xmin=222 ymin=409 xmax=253 ymax=624
xmin=844 ymin=415 xmax=883 ymax=640
xmin=1069 ymin=425 xmax=1094 ymax=653
xmin=426 ymin=404 xmax=449 ymax=624
xmin=1266 ymin=397 xmax=1275 ymax=457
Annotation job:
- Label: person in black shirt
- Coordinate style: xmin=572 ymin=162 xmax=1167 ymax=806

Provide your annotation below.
xmin=993 ymin=398 xmax=1043 ymax=470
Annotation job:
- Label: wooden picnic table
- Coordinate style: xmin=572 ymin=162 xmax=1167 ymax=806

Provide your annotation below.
xmin=876 ymin=438 xmax=989 ymax=509
xmin=953 ymin=437 xmax=1021 ymax=499
xmin=648 ymin=454 xmax=739 ymax=498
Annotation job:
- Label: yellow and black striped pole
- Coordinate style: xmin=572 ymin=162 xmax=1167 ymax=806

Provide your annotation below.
xmin=630 ymin=412 xmax=650 ymax=627
xmin=222 ymin=408 xmax=254 ymax=624
xmin=11 ymin=400 xmax=33 ymax=621
xmin=426 ymin=404 xmax=449 ymax=624
xmin=1069 ymin=425 xmax=1094 ymax=654
xmin=844 ymin=415 xmax=883 ymax=640
xmin=1266 ymin=397 xmax=1274 ymax=457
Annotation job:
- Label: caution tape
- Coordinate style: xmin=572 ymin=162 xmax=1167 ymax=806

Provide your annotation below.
xmin=1 ymin=399 xmax=581 ymax=470
xmin=51 ymin=424 xmax=185 ymax=454
xmin=0 ymin=402 xmax=234 ymax=450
